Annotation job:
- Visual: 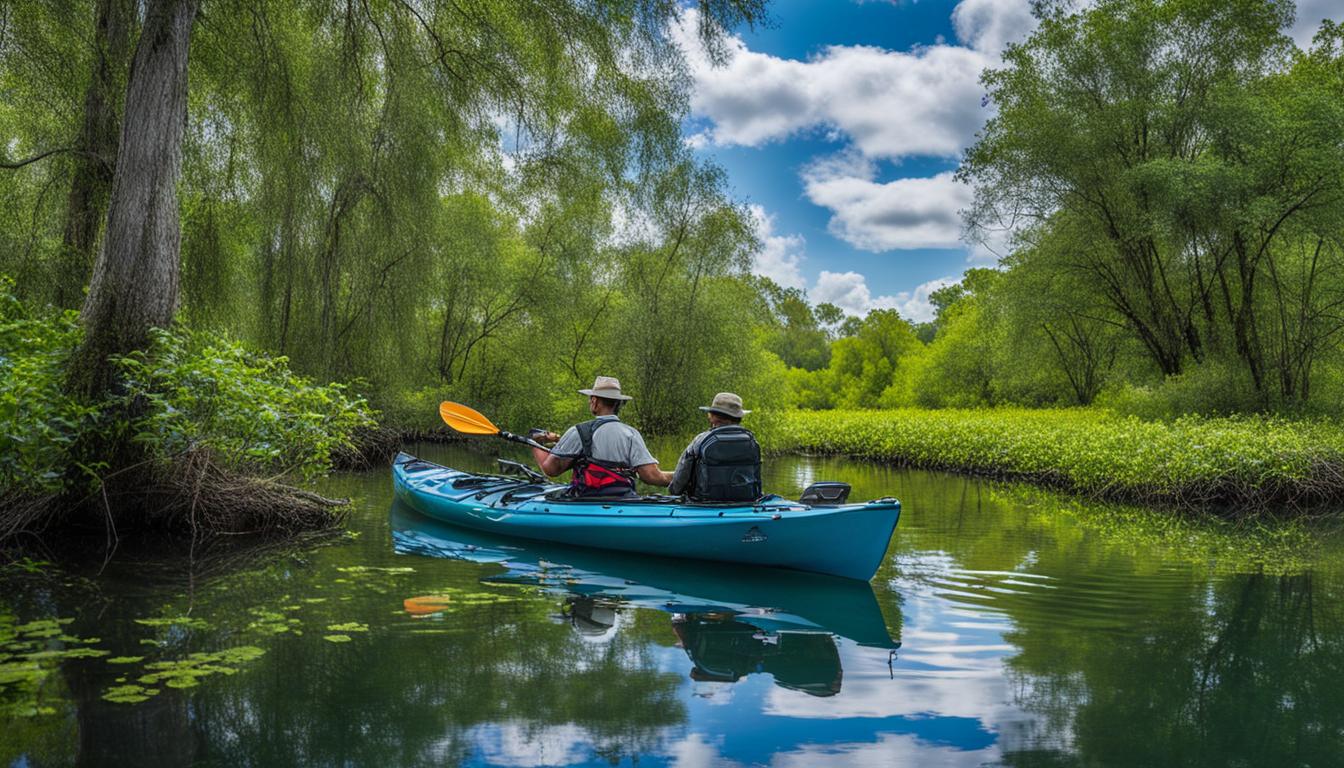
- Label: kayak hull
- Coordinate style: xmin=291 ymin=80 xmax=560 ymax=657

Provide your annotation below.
xmin=391 ymin=452 xmax=900 ymax=582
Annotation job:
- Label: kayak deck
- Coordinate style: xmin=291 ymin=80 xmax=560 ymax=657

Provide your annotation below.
xmin=391 ymin=452 xmax=901 ymax=581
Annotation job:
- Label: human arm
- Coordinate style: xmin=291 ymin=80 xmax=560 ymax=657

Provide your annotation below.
xmin=533 ymin=428 xmax=577 ymax=478
xmin=667 ymin=447 xmax=694 ymax=496
xmin=532 ymin=446 xmax=575 ymax=478
xmin=635 ymin=463 xmax=672 ymax=487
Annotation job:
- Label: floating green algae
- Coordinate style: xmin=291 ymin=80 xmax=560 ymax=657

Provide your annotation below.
xmin=134 ymin=615 xmax=210 ymax=631
xmin=325 ymin=622 xmax=368 ymax=633
xmin=336 ymin=566 xmax=415 ymax=575
xmin=323 ymin=634 xmax=352 ymax=643
xmin=1 ymin=613 xmax=104 ymax=718
xmin=98 ymin=646 xmax=267 ymax=702
xmin=102 ymin=684 xmax=159 ymax=704
xmin=108 ymin=656 xmax=144 ymax=664
xmin=246 ymin=607 xmax=303 ymax=636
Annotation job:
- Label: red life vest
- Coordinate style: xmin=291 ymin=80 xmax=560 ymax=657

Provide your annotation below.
xmin=569 ymin=419 xmax=638 ymax=498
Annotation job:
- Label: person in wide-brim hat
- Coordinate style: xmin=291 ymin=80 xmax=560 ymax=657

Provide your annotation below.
xmin=578 ymin=375 xmax=632 ymax=402
xmin=668 ymin=391 xmax=762 ymax=501
xmin=528 ymin=375 xmax=672 ymax=494
xmin=698 ymin=392 xmax=751 ymax=420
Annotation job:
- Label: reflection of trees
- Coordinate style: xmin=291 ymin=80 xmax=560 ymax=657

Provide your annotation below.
xmin=763 ymin=451 xmax=1344 ymax=766
xmin=190 ymin=598 xmax=686 ymax=766
xmin=1003 ymin=573 xmax=1344 ymax=767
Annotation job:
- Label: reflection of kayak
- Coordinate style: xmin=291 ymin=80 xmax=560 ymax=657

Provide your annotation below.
xmin=391 ymin=502 xmax=901 ymax=649
xmin=392 ymin=452 xmax=901 ymax=581
xmin=673 ymin=617 xmax=843 ymax=697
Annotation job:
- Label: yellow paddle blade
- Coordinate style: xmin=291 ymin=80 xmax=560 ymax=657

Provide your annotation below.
xmin=439 ymin=401 xmax=500 ymax=436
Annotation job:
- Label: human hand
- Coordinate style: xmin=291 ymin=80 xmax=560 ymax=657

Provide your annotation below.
xmin=529 ymin=428 xmax=560 ymax=445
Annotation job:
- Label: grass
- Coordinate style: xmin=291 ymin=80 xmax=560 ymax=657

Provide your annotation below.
xmin=766 ymin=408 xmax=1344 ymax=511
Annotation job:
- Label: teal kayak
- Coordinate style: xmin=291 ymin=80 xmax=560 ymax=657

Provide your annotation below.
xmin=391 ymin=452 xmax=901 ymax=581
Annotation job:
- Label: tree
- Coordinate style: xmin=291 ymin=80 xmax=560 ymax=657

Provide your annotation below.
xmin=961 ymin=0 xmax=1344 ymax=405
xmin=67 ymin=0 xmax=199 ymax=400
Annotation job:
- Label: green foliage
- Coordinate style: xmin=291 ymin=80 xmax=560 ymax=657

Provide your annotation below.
xmin=1 ymin=284 xmax=374 ymax=501
xmin=0 ymin=281 xmax=98 ymax=496
xmin=773 ymin=408 xmax=1344 ymax=508
xmin=116 ymin=327 xmax=375 ymax=481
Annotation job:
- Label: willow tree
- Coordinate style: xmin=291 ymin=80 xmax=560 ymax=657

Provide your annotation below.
xmin=67 ymin=0 xmax=199 ymax=399
xmin=58 ymin=0 xmax=766 ymax=397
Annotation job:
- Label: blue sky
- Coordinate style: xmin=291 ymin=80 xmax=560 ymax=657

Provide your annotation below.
xmin=675 ymin=0 xmax=1337 ymax=321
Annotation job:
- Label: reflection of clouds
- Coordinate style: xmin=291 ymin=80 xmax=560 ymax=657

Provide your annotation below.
xmin=762 ymin=588 xmax=1054 ymax=758
xmin=467 ymin=721 xmax=591 ymax=766
xmin=668 ymin=732 xmax=740 ymax=768
xmin=662 ymin=731 xmax=999 ymax=768
xmin=773 ymin=732 xmax=999 ymax=768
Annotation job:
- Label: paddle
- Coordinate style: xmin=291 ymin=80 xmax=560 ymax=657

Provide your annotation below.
xmin=439 ymin=401 xmax=551 ymax=452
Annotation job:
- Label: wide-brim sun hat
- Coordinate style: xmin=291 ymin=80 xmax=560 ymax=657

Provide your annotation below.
xmin=699 ymin=392 xmax=750 ymax=419
xmin=578 ymin=375 xmax=633 ymax=401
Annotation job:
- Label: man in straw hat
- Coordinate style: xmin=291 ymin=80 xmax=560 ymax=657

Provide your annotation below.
xmin=530 ymin=375 xmax=671 ymax=498
xmin=668 ymin=392 xmax=762 ymax=502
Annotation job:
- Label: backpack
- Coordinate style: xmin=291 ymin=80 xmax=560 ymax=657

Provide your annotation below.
xmin=569 ymin=419 xmax=638 ymax=498
xmin=690 ymin=426 xmax=762 ymax=502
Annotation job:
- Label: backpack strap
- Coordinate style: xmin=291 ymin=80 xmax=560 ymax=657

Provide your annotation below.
xmin=575 ymin=419 xmax=598 ymax=460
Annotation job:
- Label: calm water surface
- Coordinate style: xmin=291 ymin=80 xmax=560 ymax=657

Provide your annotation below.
xmin=4 ymin=442 xmax=1344 ymax=767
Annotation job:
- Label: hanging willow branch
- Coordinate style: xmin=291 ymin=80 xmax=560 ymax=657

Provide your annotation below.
xmin=0 ymin=147 xmax=110 ymax=171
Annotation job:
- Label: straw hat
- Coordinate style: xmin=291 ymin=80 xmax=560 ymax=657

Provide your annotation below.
xmin=578 ymin=375 xmax=632 ymax=401
xmin=699 ymin=392 xmax=750 ymax=419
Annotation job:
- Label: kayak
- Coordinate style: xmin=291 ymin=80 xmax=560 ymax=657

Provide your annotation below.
xmin=390 ymin=503 xmax=901 ymax=648
xmin=391 ymin=452 xmax=901 ymax=581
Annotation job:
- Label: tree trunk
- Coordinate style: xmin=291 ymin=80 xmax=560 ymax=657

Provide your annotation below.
xmin=67 ymin=0 xmax=199 ymax=400
xmin=54 ymin=0 xmax=134 ymax=310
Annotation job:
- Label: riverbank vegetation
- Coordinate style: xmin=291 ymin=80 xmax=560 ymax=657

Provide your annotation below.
xmin=1 ymin=283 xmax=373 ymax=541
xmin=769 ymin=409 xmax=1344 ymax=509
xmin=2 ymin=0 xmax=1343 ymax=540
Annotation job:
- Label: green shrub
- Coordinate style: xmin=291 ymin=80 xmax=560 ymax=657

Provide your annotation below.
xmin=0 ymin=282 xmax=99 ymax=496
xmin=116 ymin=328 xmax=376 ymax=481
xmin=2 ymin=282 xmax=376 ymax=500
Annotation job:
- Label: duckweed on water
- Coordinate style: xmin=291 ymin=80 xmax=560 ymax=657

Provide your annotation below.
xmin=323 ymin=635 xmax=352 ymax=643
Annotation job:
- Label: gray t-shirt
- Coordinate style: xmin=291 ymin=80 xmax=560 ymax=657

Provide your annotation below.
xmin=551 ymin=415 xmax=658 ymax=468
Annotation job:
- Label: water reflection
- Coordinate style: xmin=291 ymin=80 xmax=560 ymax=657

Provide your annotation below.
xmin=392 ymin=501 xmax=901 ymax=703
xmin=8 ymin=443 xmax=1344 ymax=767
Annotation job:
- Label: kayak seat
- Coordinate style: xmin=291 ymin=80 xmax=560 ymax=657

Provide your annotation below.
xmin=799 ymin=482 xmax=851 ymax=506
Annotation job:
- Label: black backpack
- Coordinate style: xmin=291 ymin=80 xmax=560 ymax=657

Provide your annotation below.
xmin=691 ymin=426 xmax=762 ymax=502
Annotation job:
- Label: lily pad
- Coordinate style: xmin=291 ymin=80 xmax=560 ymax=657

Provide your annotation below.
xmin=323 ymin=634 xmax=352 ymax=643
xmin=325 ymin=622 xmax=368 ymax=633
xmin=103 ymin=684 xmax=159 ymax=704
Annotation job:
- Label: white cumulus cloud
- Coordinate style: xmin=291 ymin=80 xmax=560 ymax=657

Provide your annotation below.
xmin=952 ymin=0 xmax=1037 ymax=55
xmin=893 ymin=275 xmax=961 ymax=322
xmin=672 ymin=10 xmax=991 ymax=159
xmin=748 ymin=204 xmax=808 ymax=290
xmin=802 ymin=154 xmax=975 ymax=252
xmin=810 ymin=270 xmax=961 ymax=322
xmin=812 ymin=270 xmax=898 ymax=317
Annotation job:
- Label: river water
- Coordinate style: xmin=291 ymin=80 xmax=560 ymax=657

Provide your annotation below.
xmin=4 ymin=442 xmax=1344 ymax=767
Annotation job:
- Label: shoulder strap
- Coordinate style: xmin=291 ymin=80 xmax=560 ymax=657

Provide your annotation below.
xmin=575 ymin=419 xmax=597 ymax=460
xmin=574 ymin=419 xmax=617 ymax=461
